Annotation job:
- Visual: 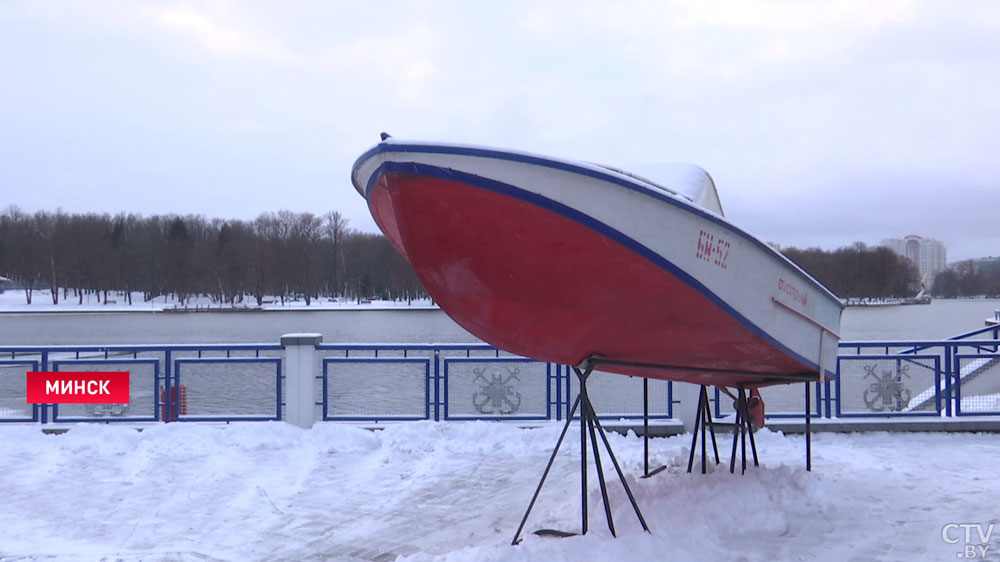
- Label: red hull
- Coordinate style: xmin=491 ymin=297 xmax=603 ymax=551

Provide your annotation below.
xmin=371 ymin=171 xmax=812 ymax=386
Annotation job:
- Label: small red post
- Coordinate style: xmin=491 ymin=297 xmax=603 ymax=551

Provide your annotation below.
xmin=160 ymin=385 xmax=187 ymax=421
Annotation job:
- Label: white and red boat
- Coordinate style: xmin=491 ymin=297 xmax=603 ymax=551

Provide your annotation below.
xmin=352 ymin=137 xmax=842 ymax=387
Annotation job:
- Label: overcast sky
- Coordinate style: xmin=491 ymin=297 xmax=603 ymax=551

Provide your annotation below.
xmin=2 ymin=1 xmax=998 ymax=262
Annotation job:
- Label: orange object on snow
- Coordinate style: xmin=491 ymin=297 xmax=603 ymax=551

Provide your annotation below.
xmin=747 ymin=388 xmax=765 ymax=427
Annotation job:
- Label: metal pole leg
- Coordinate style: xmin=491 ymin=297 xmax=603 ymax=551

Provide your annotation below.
xmin=577 ymin=368 xmax=589 ymax=536
xmin=739 ymin=389 xmax=748 ymax=475
xmin=514 ymin=361 xmax=650 ymax=543
xmin=585 ymin=399 xmax=616 ymax=537
xmin=687 ymin=385 xmax=705 ymax=473
xmin=729 ymin=406 xmax=741 ymax=474
xmin=590 ymin=408 xmax=650 ymax=533
xmin=806 ymin=382 xmax=812 ymax=472
xmin=700 ymin=390 xmax=708 ymax=474
xmin=705 ymin=387 xmax=720 ymax=465
xmin=511 ymin=394 xmax=583 ymax=545
xmin=643 ymin=377 xmax=649 ymax=477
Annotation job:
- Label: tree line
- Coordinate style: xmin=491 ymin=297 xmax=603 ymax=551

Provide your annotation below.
xmin=933 ymin=260 xmax=1000 ymax=298
xmin=781 ymin=243 xmax=920 ymax=299
xmin=0 ymin=206 xmax=427 ymax=306
xmin=4 ymin=207 xmax=991 ymax=306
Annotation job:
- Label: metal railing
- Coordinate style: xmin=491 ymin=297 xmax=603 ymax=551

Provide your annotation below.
xmin=0 ymin=344 xmax=283 ymax=423
xmin=314 ymin=344 xmax=674 ymax=422
xmin=836 ymin=324 xmax=1000 ymax=418
xmin=2 ymin=322 xmax=998 ymax=425
xmin=710 ymin=323 xmax=1000 ymax=420
xmin=0 ymin=342 xmax=675 ymax=424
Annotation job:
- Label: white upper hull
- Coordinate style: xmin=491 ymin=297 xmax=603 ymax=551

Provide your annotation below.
xmin=354 ymin=140 xmax=843 ymax=380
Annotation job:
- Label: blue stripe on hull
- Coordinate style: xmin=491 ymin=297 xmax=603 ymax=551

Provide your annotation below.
xmin=354 ymin=142 xmax=840 ymax=308
xmin=367 ymin=159 xmax=823 ymax=375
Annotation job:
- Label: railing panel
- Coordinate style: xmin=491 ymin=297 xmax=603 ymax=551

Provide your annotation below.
xmin=323 ymin=358 xmax=431 ymax=421
xmin=443 ymin=358 xmax=549 ymax=421
xmin=174 ymin=357 xmax=282 ymax=421
xmin=0 ymin=360 xmax=39 ymax=422
xmin=714 ymin=382 xmax=823 ymax=419
xmin=836 ymin=355 xmax=940 ymax=417
xmin=955 ymin=354 xmax=1000 ymax=416
xmin=50 ymin=359 xmax=159 ymax=422
xmin=567 ymin=370 xmax=671 ymax=420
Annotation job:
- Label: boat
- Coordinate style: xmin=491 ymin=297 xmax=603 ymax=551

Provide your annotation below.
xmin=351 ymin=137 xmax=843 ymax=388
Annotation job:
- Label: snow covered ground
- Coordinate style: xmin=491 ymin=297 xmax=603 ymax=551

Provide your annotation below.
xmin=0 ymin=290 xmax=435 ymax=312
xmin=2 ymin=422 xmax=998 ymax=562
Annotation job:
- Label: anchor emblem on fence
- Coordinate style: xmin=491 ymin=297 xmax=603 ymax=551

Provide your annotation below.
xmin=863 ymin=363 xmax=912 ymax=412
xmin=85 ymin=403 xmax=130 ymax=417
xmin=472 ymin=367 xmax=522 ymax=415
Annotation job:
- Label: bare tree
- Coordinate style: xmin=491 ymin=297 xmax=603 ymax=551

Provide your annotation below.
xmin=322 ymin=211 xmax=350 ymax=298
xmin=1 ymin=208 xmax=430 ymax=307
xmin=783 ymin=243 xmax=919 ymax=299
xmin=3 ymin=206 xmax=43 ymax=304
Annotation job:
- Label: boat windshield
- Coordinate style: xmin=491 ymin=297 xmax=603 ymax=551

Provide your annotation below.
xmin=593 ymin=163 xmax=725 ymax=217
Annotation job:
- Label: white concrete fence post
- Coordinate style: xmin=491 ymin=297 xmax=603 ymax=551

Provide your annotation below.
xmin=281 ymin=333 xmax=322 ymax=429
xmin=672 ymin=381 xmax=701 ymax=432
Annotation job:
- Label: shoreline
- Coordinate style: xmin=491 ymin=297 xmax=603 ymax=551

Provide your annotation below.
xmin=0 ymin=292 xmax=439 ymax=314
xmin=0 ymin=304 xmax=441 ymax=315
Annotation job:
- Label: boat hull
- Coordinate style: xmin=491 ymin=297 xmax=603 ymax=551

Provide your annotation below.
xmin=353 ymin=141 xmax=842 ymax=387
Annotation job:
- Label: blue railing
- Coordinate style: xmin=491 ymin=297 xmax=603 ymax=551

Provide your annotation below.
xmin=704 ymin=324 xmax=1000 ymax=421
xmin=0 ymin=344 xmax=283 ymax=423
xmin=0 ymin=342 xmax=675 ymax=424
xmin=1 ymin=323 xmax=998 ymax=425
xmin=836 ymin=324 xmax=1000 ymax=418
xmin=314 ymin=343 xmax=674 ymax=422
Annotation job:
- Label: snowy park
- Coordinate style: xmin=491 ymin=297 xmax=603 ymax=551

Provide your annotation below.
xmin=1 ymin=421 xmax=998 ymax=561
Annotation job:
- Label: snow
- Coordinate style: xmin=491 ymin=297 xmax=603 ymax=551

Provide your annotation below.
xmin=962 ymin=392 xmax=1000 ymax=412
xmin=2 ymin=421 xmax=998 ymax=561
xmin=0 ymin=290 xmax=436 ymax=313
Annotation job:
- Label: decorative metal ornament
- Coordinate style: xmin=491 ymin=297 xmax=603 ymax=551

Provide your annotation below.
xmin=863 ymin=363 xmax=911 ymax=412
xmin=472 ymin=367 xmax=522 ymax=415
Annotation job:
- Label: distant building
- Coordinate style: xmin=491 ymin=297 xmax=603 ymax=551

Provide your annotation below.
xmin=880 ymin=235 xmax=948 ymax=287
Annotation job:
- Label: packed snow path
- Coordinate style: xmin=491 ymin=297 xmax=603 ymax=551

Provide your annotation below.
xmin=1 ymin=422 xmax=998 ymax=561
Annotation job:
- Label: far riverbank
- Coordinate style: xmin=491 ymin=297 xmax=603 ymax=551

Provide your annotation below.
xmin=1 ymin=293 xmax=998 ymax=345
xmin=0 ymin=290 xmax=436 ymax=314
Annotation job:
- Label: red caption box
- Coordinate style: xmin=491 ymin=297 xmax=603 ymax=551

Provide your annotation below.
xmin=26 ymin=372 xmax=130 ymax=404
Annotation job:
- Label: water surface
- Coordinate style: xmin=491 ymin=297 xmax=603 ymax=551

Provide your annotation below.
xmin=1 ymin=299 xmax=998 ymax=346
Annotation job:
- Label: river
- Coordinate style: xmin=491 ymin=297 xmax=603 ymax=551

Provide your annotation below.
xmin=2 ymin=299 xmax=998 ymax=421
xmin=0 ymin=299 xmax=998 ymax=346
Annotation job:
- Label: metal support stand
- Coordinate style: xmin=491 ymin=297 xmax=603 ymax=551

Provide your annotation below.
xmin=512 ymin=363 xmax=650 ymax=545
xmin=641 ymin=378 xmax=667 ymax=479
xmin=643 ymin=378 xmax=649 ymax=476
xmin=805 ymin=382 xmax=812 ymax=472
xmin=728 ymin=388 xmax=760 ymax=475
xmin=686 ymin=385 xmax=720 ymax=474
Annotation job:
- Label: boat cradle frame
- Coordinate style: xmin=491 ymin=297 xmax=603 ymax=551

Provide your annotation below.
xmin=511 ymin=355 xmax=820 ymax=545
